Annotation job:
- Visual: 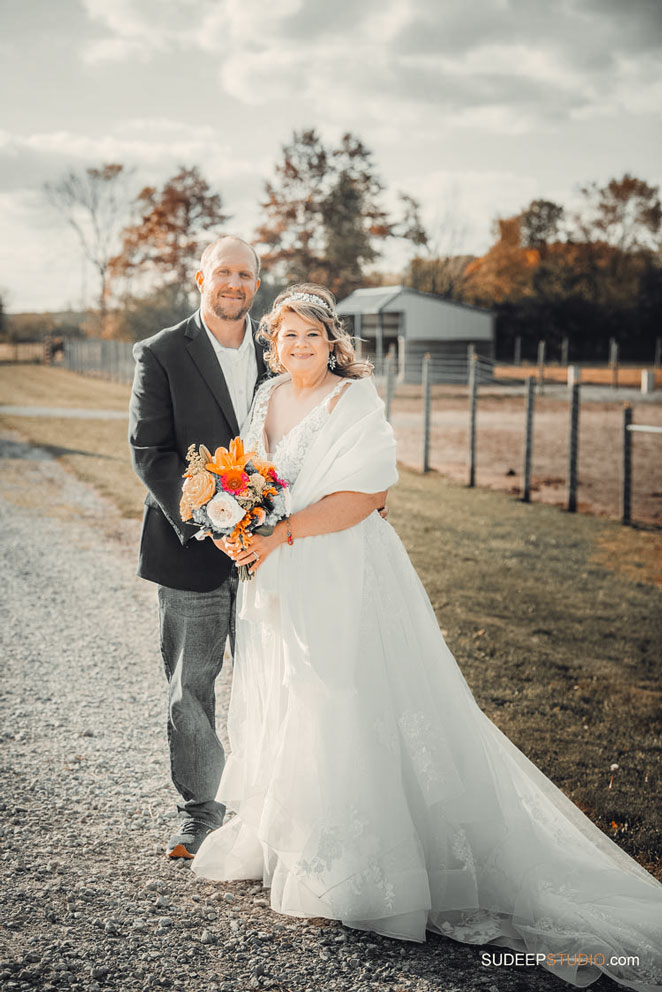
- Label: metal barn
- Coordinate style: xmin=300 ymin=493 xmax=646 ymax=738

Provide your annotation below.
xmin=336 ymin=286 xmax=495 ymax=383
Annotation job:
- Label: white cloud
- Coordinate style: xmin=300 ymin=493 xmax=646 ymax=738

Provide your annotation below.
xmin=0 ymin=190 xmax=84 ymax=311
xmin=0 ymin=122 xmax=264 ymax=180
xmin=2 ymin=0 xmax=659 ymax=311
xmin=75 ymin=0 xmax=662 ymax=133
xmin=80 ymin=0 xmax=209 ymax=63
xmin=571 ymin=52 xmax=662 ymax=119
xmin=400 ymin=168 xmax=541 ymax=254
xmin=83 ymin=36 xmax=148 ymax=64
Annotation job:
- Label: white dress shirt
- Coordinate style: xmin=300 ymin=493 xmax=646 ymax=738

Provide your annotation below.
xmin=202 ymin=314 xmax=258 ymax=430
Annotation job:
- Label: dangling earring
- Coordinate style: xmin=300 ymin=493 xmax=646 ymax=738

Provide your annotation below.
xmin=328 ymin=351 xmax=337 ymax=370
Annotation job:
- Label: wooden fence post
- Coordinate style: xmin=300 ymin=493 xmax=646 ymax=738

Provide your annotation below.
xmin=522 ymin=375 xmax=535 ymax=502
xmin=561 ymin=336 xmax=569 ymax=367
xmin=654 ymin=337 xmax=661 ymax=368
xmin=537 ymin=340 xmax=546 ymax=393
xmin=384 ymin=349 xmax=395 ymax=423
xmin=468 ymin=353 xmax=477 ymax=487
xmin=514 ymin=336 xmax=521 ymax=366
xmin=422 ymin=353 xmax=431 ymax=474
xmin=376 ymin=311 xmax=384 ymax=376
xmin=567 ymin=382 xmax=580 ymax=512
xmin=609 ymin=339 xmax=619 ymax=389
xmin=622 ymin=404 xmax=632 ymax=525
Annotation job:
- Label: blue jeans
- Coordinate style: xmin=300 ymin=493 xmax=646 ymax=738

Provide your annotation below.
xmin=158 ymin=575 xmax=238 ymax=828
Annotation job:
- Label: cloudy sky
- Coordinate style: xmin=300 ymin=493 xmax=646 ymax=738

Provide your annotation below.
xmin=1 ymin=0 xmax=660 ymax=312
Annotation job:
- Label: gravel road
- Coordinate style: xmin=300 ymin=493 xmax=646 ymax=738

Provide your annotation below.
xmin=0 ymin=429 xmax=616 ymax=992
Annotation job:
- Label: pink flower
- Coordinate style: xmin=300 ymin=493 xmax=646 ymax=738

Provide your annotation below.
xmin=268 ymin=469 xmax=289 ymax=488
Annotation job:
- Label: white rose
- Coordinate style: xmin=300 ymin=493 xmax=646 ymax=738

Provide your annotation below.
xmin=206 ymin=492 xmax=245 ymax=530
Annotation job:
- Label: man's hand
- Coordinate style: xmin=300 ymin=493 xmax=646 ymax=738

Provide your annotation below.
xmin=205 ymin=533 xmax=235 ymax=558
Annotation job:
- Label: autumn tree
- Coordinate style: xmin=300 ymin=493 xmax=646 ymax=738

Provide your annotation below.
xmin=257 ymin=129 xmax=426 ymax=299
xmin=464 ymin=177 xmax=661 ymax=361
xmin=571 ymin=174 xmax=662 ymax=309
xmin=44 ymin=163 xmax=131 ymax=333
xmin=577 ymin=174 xmax=661 ymax=253
xmin=110 ymin=284 xmax=193 ymax=341
xmin=520 ymin=199 xmax=565 ymax=252
xmin=111 ymin=166 xmax=229 ymax=298
xmin=463 ymin=216 xmax=541 ymax=306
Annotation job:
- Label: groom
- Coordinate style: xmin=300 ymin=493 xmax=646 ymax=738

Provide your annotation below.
xmin=129 ymin=235 xmax=266 ymax=858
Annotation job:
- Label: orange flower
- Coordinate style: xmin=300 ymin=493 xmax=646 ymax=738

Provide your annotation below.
xmin=220 ymin=469 xmax=249 ymax=494
xmin=230 ymin=515 xmax=252 ymax=543
xmin=250 ymin=455 xmax=276 ymax=479
xmin=251 ymin=507 xmax=266 ymax=527
xmin=180 ymin=495 xmax=193 ymax=521
xmin=206 ymin=437 xmax=256 ymax=475
xmin=181 ymin=470 xmax=217 ymax=512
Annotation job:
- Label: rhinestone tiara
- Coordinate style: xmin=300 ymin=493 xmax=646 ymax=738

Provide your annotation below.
xmin=281 ymin=292 xmax=332 ymax=311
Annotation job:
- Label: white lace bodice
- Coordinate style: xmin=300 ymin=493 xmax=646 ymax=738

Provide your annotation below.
xmin=243 ymin=375 xmax=350 ymax=486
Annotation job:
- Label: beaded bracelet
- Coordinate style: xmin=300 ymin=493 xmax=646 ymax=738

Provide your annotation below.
xmin=286 ymin=518 xmax=294 ymax=546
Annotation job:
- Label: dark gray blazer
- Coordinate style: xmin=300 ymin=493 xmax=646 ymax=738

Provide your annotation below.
xmin=128 ymin=310 xmax=268 ymax=591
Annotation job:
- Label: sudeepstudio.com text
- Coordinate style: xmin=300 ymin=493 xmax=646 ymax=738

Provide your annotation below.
xmin=481 ymin=952 xmax=640 ymax=969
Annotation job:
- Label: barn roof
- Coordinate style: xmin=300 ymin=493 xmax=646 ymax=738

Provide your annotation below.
xmin=337 ymin=285 xmax=492 ymax=316
xmin=336 ymin=286 xmax=405 ymax=315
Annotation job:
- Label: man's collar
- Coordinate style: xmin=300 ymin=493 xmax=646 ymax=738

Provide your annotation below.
xmin=201 ymin=312 xmax=252 ymax=353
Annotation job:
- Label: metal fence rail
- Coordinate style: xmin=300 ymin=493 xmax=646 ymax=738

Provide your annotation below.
xmin=65 ymin=339 xmax=135 ymax=383
xmin=621 ymin=407 xmax=662 ymax=525
xmin=66 ymin=340 xmax=498 ymax=388
xmin=373 ymin=352 xmax=495 ymax=385
xmin=57 ymin=339 xmax=660 ymax=528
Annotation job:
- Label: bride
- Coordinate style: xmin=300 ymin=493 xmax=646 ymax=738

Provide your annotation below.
xmin=192 ymin=284 xmax=662 ymax=990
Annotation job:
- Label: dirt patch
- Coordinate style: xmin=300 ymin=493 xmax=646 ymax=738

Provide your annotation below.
xmin=389 ymin=388 xmax=662 ymax=527
xmin=593 ymin=527 xmax=662 ymax=588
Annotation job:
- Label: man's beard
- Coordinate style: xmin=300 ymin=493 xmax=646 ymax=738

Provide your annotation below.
xmin=209 ymin=293 xmax=251 ymax=322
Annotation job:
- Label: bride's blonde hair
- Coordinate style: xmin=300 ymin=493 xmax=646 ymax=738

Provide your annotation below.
xmin=257 ymin=283 xmax=373 ymax=379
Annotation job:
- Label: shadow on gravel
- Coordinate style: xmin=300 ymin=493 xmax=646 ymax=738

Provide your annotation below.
xmin=0 ymin=438 xmax=115 ymax=461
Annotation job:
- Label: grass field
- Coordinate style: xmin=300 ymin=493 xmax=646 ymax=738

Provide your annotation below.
xmin=2 ymin=364 xmax=661 ymax=876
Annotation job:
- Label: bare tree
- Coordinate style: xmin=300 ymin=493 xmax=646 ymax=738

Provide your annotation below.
xmin=404 ymin=198 xmax=471 ymax=300
xmin=44 ymin=163 xmax=131 ymax=333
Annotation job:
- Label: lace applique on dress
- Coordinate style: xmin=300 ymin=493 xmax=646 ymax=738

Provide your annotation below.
xmin=398 ymin=710 xmax=446 ymax=800
xmin=296 ymin=805 xmax=398 ymax=914
xmin=243 ymin=376 xmax=350 ymax=486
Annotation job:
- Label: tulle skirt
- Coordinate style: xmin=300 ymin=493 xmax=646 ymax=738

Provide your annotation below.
xmin=193 ymin=514 xmax=662 ymax=990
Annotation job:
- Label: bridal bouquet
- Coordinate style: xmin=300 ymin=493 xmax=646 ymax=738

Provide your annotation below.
xmin=180 ymin=437 xmax=289 ymax=580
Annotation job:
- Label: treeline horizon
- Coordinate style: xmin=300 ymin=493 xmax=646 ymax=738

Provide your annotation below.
xmin=2 ymin=128 xmax=660 ymax=362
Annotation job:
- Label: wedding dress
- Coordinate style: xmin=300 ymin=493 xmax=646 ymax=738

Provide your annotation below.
xmin=193 ymin=375 xmax=662 ymax=990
